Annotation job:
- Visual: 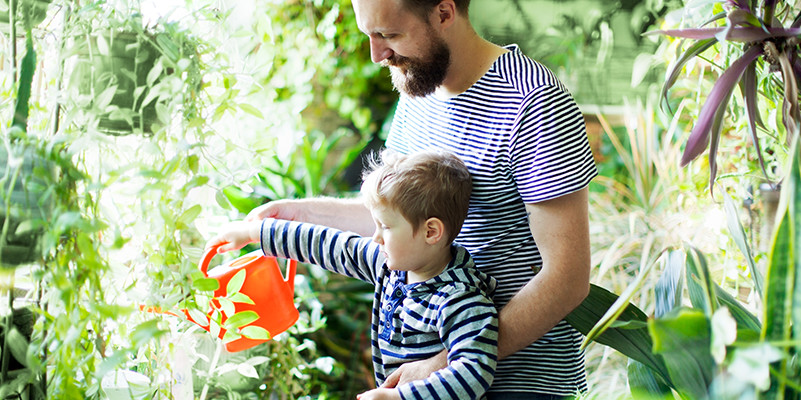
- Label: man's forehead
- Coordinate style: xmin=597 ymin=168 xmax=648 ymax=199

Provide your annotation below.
xmin=353 ymin=0 xmax=412 ymax=33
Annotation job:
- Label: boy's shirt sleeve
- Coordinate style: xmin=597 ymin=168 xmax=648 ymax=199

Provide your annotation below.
xmin=259 ymin=218 xmax=382 ymax=285
xmin=396 ymin=286 xmax=499 ymax=400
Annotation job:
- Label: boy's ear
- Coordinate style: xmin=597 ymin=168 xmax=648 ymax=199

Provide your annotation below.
xmin=424 ymin=217 xmax=446 ymax=245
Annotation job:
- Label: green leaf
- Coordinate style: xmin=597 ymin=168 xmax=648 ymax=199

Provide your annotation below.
xmin=722 ymin=189 xmax=764 ymax=299
xmin=654 ymin=249 xmax=684 ymax=317
xmin=237 ymin=363 xmax=260 ymax=379
xmin=6 ymin=328 xmax=29 ymax=368
xmin=229 ymin=292 xmax=255 ymax=305
xmin=95 ymin=85 xmax=118 ymax=110
xmin=239 ymin=103 xmax=264 ymax=119
xmin=685 ymin=247 xmax=718 ymax=316
xmin=224 ymin=310 xmax=259 ymax=329
xmin=193 ymin=277 xmax=219 ymax=292
xmin=240 ymin=325 xmax=271 ymax=340
xmin=176 ymin=204 xmax=202 ymax=229
xmin=130 ymin=319 xmax=167 ymax=347
xmin=566 ymin=284 xmax=672 ymax=386
xmin=581 ymin=259 xmax=655 ymax=349
xmin=627 ymin=359 xmax=673 ymax=399
xmin=226 ymin=269 xmax=247 ymax=294
xmin=187 ymin=308 xmax=210 ymax=328
xmin=218 ymin=297 xmax=235 ymax=318
xmin=12 ymin=35 xmax=35 ymax=131
xmin=648 ymin=307 xmax=715 ymax=399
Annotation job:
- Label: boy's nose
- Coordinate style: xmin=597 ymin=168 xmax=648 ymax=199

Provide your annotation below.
xmin=371 ymin=230 xmax=383 ymax=245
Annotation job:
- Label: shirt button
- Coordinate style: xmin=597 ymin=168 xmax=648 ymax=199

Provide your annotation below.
xmin=394 ymin=289 xmax=402 ymax=297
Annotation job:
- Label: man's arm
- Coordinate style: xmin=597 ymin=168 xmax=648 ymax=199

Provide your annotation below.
xmin=497 ymin=187 xmax=591 ymax=358
xmin=246 ymin=197 xmax=375 ymax=236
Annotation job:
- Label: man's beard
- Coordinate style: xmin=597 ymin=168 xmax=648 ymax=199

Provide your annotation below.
xmin=383 ymin=38 xmax=450 ymax=97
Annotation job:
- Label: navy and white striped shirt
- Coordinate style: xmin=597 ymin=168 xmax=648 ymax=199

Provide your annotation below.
xmin=386 ymin=45 xmax=597 ymax=395
xmin=260 ymin=218 xmax=499 ymax=399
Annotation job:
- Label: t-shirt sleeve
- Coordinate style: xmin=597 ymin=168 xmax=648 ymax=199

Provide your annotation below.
xmin=510 ymin=85 xmax=597 ymax=203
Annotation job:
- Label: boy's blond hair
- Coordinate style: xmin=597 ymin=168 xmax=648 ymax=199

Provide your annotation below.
xmin=361 ymin=150 xmax=472 ymax=245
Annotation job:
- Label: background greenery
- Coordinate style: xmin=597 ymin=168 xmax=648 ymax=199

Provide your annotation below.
xmin=0 ymin=0 xmax=797 ymax=399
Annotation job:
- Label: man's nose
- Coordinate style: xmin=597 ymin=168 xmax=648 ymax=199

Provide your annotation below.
xmin=369 ymin=38 xmax=393 ymax=64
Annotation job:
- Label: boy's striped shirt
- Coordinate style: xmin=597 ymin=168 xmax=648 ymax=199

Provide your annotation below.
xmin=260 ymin=218 xmax=499 ymax=399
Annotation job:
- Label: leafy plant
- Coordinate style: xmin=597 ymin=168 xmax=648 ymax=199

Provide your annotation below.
xmin=649 ymin=1 xmax=801 ymax=190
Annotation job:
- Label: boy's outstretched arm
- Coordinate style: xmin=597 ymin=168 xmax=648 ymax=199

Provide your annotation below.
xmin=205 ymin=220 xmax=262 ymax=253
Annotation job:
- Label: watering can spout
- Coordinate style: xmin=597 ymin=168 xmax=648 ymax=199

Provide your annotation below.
xmin=186 ymin=244 xmax=299 ymax=352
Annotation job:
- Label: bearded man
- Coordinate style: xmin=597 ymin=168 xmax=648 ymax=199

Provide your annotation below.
xmin=248 ymin=0 xmax=597 ymax=398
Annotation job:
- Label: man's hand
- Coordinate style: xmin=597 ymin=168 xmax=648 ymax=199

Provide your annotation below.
xmin=204 ymin=220 xmax=262 ymax=253
xmin=245 ymin=200 xmax=305 ymax=222
xmin=379 ymin=350 xmax=447 ymax=388
xmin=356 ymin=388 xmax=401 ymax=400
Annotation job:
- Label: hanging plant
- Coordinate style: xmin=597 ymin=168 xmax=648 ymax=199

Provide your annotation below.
xmin=647 ymin=1 xmax=801 ymax=191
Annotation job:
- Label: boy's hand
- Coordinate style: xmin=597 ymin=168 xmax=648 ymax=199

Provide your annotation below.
xmin=355 ymin=388 xmax=400 ymax=400
xmin=205 ymin=220 xmax=263 ymax=253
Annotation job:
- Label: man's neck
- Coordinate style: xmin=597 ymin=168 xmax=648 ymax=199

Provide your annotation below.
xmin=436 ymin=29 xmax=508 ymax=98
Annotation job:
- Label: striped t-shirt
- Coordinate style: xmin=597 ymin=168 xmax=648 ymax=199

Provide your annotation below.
xmin=260 ymin=218 xmax=500 ymax=399
xmin=385 ymin=44 xmax=598 ymax=395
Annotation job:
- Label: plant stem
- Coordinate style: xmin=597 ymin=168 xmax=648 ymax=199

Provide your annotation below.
xmin=198 ymin=339 xmax=222 ymax=400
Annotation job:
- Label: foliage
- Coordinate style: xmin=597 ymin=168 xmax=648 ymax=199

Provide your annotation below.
xmin=572 ymin=2 xmax=801 ymax=399
xmin=649 ymin=1 xmax=801 ymax=191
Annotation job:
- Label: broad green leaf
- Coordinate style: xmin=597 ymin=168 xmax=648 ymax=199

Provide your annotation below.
xmin=193 ymin=277 xmax=219 ymax=292
xmin=649 ymin=307 xmax=715 ymax=399
xmin=685 ymin=247 xmax=718 ymax=316
xmin=581 ymin=259 xmax=655 ymax=349
xmin=566 ymin=284 xmax=672 ymax=386
xmin=627 ymin=359 xmax=672 ymax=399
xmin=6 ymin=328 xmax=29 ymax=368
xmin=224 ymin=310 xmax=259 ymax=329
xmin=714 ymin=284 xmax=760 ymax=334
xmin=240 ymin=325 xmax=270 ymax=340
xmin=226 ymin=269 xmax=247 ymax=295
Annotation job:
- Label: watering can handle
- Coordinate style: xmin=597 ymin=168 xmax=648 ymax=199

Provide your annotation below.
xmin=200 ymin=243 xmax=298 ymax=297
xmin=199 ymin=243 xmax=222 ymax=276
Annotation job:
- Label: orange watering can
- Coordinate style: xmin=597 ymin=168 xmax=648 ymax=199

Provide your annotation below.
xmin=184 ymin=244 xmax=299 ymax=352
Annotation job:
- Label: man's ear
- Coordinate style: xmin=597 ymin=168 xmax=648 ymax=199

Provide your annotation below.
xmin=424 ymin=217 xmax=446 ymax=245
xmin=433 ymin=0 xmax=456 ymax=28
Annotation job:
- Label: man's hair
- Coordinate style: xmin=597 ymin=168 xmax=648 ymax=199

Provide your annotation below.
xmin=402 ymin=0 xmax=470 ymax=21
xmin=361 ymin=150 xmax=472 ymax=245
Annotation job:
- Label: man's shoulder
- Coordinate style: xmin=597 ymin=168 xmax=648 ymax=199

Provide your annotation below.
xmin=490 ymin=44 xmax=568 ymax=97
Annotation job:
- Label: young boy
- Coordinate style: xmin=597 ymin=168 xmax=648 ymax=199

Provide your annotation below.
xmin=206 ymin=150 xmax=498 ymax=400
